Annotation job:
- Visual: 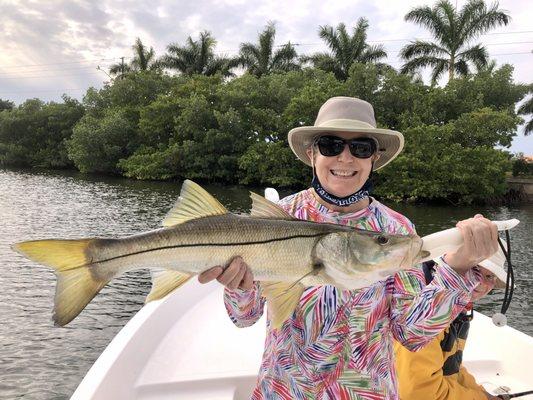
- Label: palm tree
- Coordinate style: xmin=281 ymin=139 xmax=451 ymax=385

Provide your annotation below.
xmin=238 ymin=22 xmax=301 ymax=77
xmin=109 ymin=38 xmax=159 ymax=77
xmin=476 ymin=58 xmax=497 ymax=74
xmin=304 ymin=18 xmax=388 ymax=81
xmin=400 ymin=0 xmax=510 ymax=85
xmin=158 ymin=31 xmax=238 ymax=77
xmin=518 ymin=86 xmax=533 ymax=135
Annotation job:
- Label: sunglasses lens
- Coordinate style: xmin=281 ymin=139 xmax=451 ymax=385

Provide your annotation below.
xmin=317 ymin=136 xmax=345 ymax=156
xmin=349 ymin=140 xmax=374 ymax=158
xmin=315 ymin=136 xmax=376 ymax=158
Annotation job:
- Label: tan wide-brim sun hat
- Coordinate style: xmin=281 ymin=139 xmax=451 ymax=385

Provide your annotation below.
xmin=288 ymin=96 xmax=404 ymax=170
xmin=478 ymin=241 xmax=509 ymax=289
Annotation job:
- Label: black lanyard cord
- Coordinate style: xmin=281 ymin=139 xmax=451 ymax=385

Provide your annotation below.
xmin=498 ymin=231 xmax=514 ymax=315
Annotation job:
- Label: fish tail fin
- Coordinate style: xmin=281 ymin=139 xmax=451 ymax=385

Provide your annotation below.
xmin=12 ymin=239 xmax=110 ymax=326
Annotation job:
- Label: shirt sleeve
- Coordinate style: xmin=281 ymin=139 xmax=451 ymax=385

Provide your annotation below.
xmin=223 ymin=282 xmax=266 ymax=328
xmin=394 ymin=333 xmax=488 ymax=400
xmin=458 ymin=365 xmax=486 ymax=393
xmin=390 ymin=256 xmax=480 ymax=351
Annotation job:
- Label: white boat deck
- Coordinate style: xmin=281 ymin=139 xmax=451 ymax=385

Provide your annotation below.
xmin=72 ymin=280 xmax=533 ymax=399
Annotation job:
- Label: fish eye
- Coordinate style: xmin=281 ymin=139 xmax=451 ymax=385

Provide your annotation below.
xmin=376 ymin=236 xmax=389 ymax=245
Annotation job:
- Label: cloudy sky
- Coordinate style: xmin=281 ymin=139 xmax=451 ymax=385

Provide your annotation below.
xmin=0 ymin=0 xmax=531 ymax=153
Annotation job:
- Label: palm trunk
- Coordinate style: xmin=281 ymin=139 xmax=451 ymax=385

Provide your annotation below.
xmin=448 ymin=55 xmax=455 ymax=81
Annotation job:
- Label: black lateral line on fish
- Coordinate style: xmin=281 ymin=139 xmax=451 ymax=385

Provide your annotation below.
xmin=84 ymin=233 xmax=327 ymax=267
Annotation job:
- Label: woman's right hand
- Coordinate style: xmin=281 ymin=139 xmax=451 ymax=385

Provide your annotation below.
xmin=197 ymin=256 xmax=254 ymax=291
xmin=443 ymin=214 xmax=499 ymax=275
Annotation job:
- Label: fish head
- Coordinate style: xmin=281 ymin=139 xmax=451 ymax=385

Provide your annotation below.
xmin=316 ymin=230 xmax=426 ymax=289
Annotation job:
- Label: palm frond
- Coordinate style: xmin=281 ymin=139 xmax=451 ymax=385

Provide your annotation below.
xmin=524 ymin=119 xmax=533 ymax=135
xmin=405 ymin=3 xmax=448 ymax=43
xmin=158 ymin=32 xmax=225 ymax=76
xmin=430 ymin=59 xmax=449 ymax=85
xmin=400 ymin=40 xmax=449 ymax=59
xmin=361 ymin=44 xmax=387 ymax=64
xmin=476 ymin=58 xmax=497 ymax=73
xmin=258 ymin=22 xmax=276 ymax=71
xmin=518 ymin=95 xmax=533 ymax=115
xmin=456 ymin=43 xmax=488 ymax=70
xmin=109 ymin=63 xmax=131 ymax=76
xmin=459 ymin=0 xmax=510 ymax=44
xmin=351 ymin=18 xmax=369 ymax=63
xmin=198 ymin=31 xmax=216 ymax=74
xmin=438 ymin=0 xmax=458 ymax=50
xmin=400 ymin=55 xmax=449 ymax=75
xmin=315 ymin=19 xmax=386 ymax=80
xmin=130 ymin=38 xmax=157 ymax=71
xmin=271 ymin=42 xmax=300 ymax=72
xmin=318 ymin=25 xmax=342 ymax=59
xmin=204 ymin=56 xmax=237 ymax=77
xmin=454 ymin=59 xmax=470 ymax=77
xmin=239 ymin=42 xmax=261 ymax=74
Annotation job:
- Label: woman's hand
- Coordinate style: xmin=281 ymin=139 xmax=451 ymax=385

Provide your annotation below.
xmin=197 ymin=256 xmax=254 ymax=290
xmin=444 ymin=214 xmax=499 ymax=275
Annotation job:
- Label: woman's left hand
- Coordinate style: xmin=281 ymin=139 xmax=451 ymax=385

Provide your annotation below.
xmin=443 ymin=214 xmax=499 ymax=276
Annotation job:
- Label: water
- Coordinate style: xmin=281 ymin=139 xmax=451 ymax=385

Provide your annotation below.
xmin=0 ymin=168 xmax=531 ymax=399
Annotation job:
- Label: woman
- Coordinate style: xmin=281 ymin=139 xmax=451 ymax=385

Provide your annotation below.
xmin=199 ymin=97 xmax=498 ymax=399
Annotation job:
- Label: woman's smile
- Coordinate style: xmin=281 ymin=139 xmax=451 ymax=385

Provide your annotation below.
xmin=330 ymin=169 xmax=357 ymax=178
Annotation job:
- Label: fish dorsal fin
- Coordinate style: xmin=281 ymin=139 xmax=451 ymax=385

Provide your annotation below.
xmin=162 ymin=180 xmax=228 ymax=227
xmin=146 ymin=269 xmax=191 ymax=302
xmin=250 ymin=192 xmax=295 ymax=220
xmin=261 ymin=281 xmax=305 ymax=330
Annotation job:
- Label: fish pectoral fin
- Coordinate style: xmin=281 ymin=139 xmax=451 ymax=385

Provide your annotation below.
xmin=261 ymin=281 xmax=305 ymax=330
xmin=146 ymin=269 xmax=192 ymax=302
xmin=162 ymin=180 xmax=228 ymax=227
xmin=249 ymin=192 xmax=296 ymax=220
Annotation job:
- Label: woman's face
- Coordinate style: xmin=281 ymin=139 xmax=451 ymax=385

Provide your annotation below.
xmin=306 ymin=132 xmax=379 ymax=198
xmin=471 ymin=266 xmax=497 ymax=302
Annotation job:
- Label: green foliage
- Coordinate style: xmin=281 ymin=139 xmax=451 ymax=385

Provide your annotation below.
xmin=138 ymin=95 xmax=182 ymax=148
xmin=0 ymin=99 xmax=14 ymax=111
xmin=511 ymin=154 xmax=533 ymax=177
xmin=283 ymin=70 xmax=344 ymax=134
xmin=517 ymin=87 xmax=533 ymax=135
xmin=0 ymin=56 xmax=528 ymax=204
xmin=452 ymin=108 xmax=520 ymax=148
xmin=0 ymin=97 xmax=84 ymax=168
xmin=118 ymin=145 xmax=178 ymax=180
xmin=67 ymin=110 xmax=135 ymax=173
xmin=239 ymin=141 xmax=310 ymax=187
xmin=375 ymin=122 xmax=511 ymax=204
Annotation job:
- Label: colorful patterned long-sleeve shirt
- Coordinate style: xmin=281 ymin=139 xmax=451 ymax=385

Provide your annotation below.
xmin=224 ymin=188 xmax=480 ymax=399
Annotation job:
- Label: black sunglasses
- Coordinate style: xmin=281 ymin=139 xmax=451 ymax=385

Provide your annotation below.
xmin=315 ymin=135 xmax=377 ymax=158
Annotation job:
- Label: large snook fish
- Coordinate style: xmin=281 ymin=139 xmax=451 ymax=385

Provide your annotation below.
xmin=17 ymin=181 xmax=519 ymax=329
xmin=12 ymin=180 xmax=428 ymax=328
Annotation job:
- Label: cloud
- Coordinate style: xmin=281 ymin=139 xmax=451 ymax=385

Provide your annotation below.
xmin=0 ymin=0 xmax=530 ymax=152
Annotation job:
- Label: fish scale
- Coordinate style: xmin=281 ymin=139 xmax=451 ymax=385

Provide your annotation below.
xmin=89 ymin=214 xmax=339 ymax=283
